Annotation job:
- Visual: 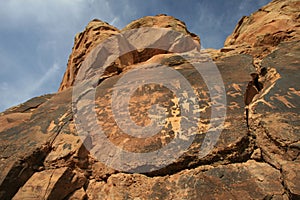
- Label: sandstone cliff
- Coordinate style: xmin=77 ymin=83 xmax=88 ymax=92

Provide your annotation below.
xmin=58 ymin=19 xmax=121 ymax=91
xmin=58 ymin=15 xmax=200 ymax=92
xmin=208 ymin=0 xmax=300 ymax=64
xmin=225 ymin=0 xmax=300 ymax=48
xmin=0 ymin=0 xmax=299 ymax=200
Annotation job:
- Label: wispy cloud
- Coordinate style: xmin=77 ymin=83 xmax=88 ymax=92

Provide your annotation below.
xmin=28 ymin=63 xmax=60 ymax=94
xmin=0 ymin=62 xmax=61 ymax=111
xmin=110 ymin=17 xmax=119 ymax=26
xmin=0 ymin=0 xmax=272 ymax=111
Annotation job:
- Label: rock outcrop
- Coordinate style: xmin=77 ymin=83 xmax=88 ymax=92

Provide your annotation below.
xmin=1 ymin=0 xmax=299 ymax=199
xmin=208 ymin=0 xmax=300 ymax=63
xmin=122 ymin=14 xmax=200 ymax=44
xmin=59 ymin=19 xmax=121 ymax=92
xmin=225 ymin=0 xmax=300 ymax=47
xmin=59 ymin=15 xmax=200 ymax=92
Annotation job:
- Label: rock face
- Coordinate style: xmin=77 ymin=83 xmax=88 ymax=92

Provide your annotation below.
xmin=209 ymin=0 xmax=300 ymax=62
xmin=225 ymin=0 xmax=300 ymax=47
xmin=86 ymin=161 xmax=285 ymax=199
xmin=1 ymin=1 xmax=300 ymax=200
xmin=58 ymin=15 xmax=200 ymax=92
xmin=123 ymin=14 xmax=200 ymax=44
xmin=59 ymin=19 xmax=121 ymax=92
xmin=13 ymin=167 xmax=86 ymax=200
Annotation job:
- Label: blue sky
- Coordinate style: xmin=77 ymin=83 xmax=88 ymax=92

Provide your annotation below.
xmin=0 ymin=0 xmax=271 ymax=112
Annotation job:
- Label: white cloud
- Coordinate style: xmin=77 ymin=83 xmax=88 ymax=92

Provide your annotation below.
xmin=0 ymin=62 xmax=61 ymax=112
xmin=1 ymin=0 xmax=85 ymax=18
xmin=28 ymin=63 xmax=60 ymax=94
xmin=109 ymin=17 xmax=119 ymax=26
xmin=0 ymin=0 xmax=121 ymax=111
xmin=0 ymin=0 xmax=273 ymax=111
xmin=0 ymin=82 xmax=9 ymax=91
xmin=0 ymin=82 xmax=31 ymax=112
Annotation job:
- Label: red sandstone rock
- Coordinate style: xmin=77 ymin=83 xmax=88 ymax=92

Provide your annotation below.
xmin=0 ymin=1 xmax=299 ymax=199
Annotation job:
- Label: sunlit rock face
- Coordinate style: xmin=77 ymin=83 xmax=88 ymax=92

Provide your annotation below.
xmin=226 ymin=0 xmax=300 ymax=46
xmin=206 ymin=0 xmax=300 ymax=63
xmin=1 ymin=0 xmax=300 ymax=199
xmin=58 ymin=15 xmax=200 ymax=92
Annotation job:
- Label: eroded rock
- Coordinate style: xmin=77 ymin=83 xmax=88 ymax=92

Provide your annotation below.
xmin=282 ymin=161 xmax=300 ymax=199
xmin=0 ymin=1 xmax=299 ymax=199
xmin=224 ymin=0 xmax=300 ymax=58
xmin=86 ymin=160 xmax=284 ymax=199
xmin=13 ymin=167 xmax=86 ymax=200
xmin=59 ymin=20 xmax=121 ymax=91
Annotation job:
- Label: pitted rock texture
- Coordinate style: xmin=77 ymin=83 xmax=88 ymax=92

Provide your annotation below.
xmin=1 ymin=1 xmax=300 ymax=200
xmin=86 ymin=161 xmax=285 ymax=200
xmin=59 ymin=15 xmax=200 ymax=92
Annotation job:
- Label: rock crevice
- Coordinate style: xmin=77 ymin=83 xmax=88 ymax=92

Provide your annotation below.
xmin=1 ymin=0 xmax=300 ymax=199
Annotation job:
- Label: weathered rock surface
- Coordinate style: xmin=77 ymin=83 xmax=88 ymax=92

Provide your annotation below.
xmin=59 ymin=19 xmax=121 ymax=92
xmin=207 ymin=0 xmax=300 ymax=62
xmin=0 ymin=0 xmax=299 ymax=199
xmin=86 ymin=160 xmax=285 ymax=200
xmin=225 ymin=0 xmax=300 ymax=47
xmin=59 ymin=15 xmax=200 ymax=92
xmin=122 ymin=14 xmax=200 ymax=44
xmin=13 ymin=167 xmax=86 ymax=200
